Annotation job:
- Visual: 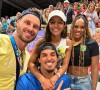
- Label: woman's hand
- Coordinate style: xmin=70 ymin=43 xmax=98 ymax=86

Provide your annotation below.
xmin=50 ymin=73 xmax=60 ymax=86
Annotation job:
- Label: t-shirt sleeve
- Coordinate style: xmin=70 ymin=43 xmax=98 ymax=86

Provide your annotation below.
xmin=89 ymin=40 xmax=99 ymax=56
xmin=16 ymin=77 xmax=26 ymax=90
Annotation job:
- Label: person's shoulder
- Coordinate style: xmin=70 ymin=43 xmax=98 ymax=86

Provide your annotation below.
xmin=66 ymin=38 xmax=72 ymax=46
xmin=66 ymin=38 xmax=71 ymax=42
xmin=86 ymin=38 xmax=98 ymax=45
xmin=0 ymin=34 xmax=10 ymax=40
xmin=86 ymin=38 xmax=99 ymax=50
xmin=17 ymin=73 xmax=33 ymax=87
xmin=0 ymin=35 xmax=13 ymax=51
xmin=19 ymin=73 xmax=34 ymax=80
xmin=18 ymin=73 xmax=38 ymax=84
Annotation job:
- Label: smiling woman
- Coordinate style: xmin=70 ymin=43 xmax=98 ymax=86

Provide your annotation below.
xmin=68 ymin=14 xmax=99 ymax=90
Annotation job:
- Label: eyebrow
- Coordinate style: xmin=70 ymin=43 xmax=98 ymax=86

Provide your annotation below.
xmin=24 ymin=19 xmax=40 ymax=25
xmin=40 ymin=51 xmax=56 ymax=55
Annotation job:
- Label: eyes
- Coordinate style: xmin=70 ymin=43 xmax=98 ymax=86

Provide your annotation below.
xmin=40 ymin=52 xmax=57 ymax=57
xmin=49 ymin=21 xmax=64 ymax=25
xmin=74 ymin=25 xmax=85 ymax=29
xmin=24 ymin=20 xmax=40 ymax=30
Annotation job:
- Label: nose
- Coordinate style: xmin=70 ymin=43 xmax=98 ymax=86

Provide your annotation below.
xmin=54 ymin=22 xmax=58 ymax=28
xmin=77 ymin=27 xmax=81 ymax=31
xmin=47 ymin=55 xmax=52 ymax=60
xmin=28 ymin=25 xmax=33 ymax=32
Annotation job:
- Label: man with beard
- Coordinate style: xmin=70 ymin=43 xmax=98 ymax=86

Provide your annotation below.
xmin=16 ymin=42 xmax=71 ymax=90
xmin=0 ymin=8 xmax=41 ymax=90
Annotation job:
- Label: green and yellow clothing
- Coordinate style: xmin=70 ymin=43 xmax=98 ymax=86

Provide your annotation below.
xmin=0 ymin=34 xmax=30 ymax=90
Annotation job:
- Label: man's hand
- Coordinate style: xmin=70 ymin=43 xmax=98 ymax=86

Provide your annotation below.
xmin=56 ymin=80 xmax=70 ymax=90
xmin=40 ymin=77 xmax=55 ymax=90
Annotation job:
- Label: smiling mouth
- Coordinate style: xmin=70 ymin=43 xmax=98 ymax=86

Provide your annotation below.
xmin=75 ymin=32 xmax=82 ymax=36
xmin=47 ymin=62 xmax=53 ymax=66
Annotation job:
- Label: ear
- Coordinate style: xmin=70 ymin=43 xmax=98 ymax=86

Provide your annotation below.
xmin=38 ymin=58 xmax=41 ymax=64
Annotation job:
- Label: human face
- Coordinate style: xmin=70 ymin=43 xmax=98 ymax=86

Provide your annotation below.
xmin=64 ymin=3 xmax=69 ymax=9
xmin=38 ymin=49 xmax=58 ymax=72
xmin=80 ymin=4 xmax=84 ymax=10
xmin=89 ymin=4 xmax=95 ymax=12
xmin=45 ymin=9 xmax=50 ymax=18
xmin=73 ymin=18 xmax=85 ymax=40
xmin=16 ymin=12 xmax=21 ymax=19
xmin=49 ymin=16 xmax=65 ymax=37
xmin=16 ymin=14 xmax=40 ymax=43
xmin=73 ymin=4 xmax=78 ymax=10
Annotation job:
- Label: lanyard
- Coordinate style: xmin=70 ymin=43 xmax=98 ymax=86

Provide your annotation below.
xmin=10 ymin=36 xmax=20 ymax=62
xmin=10 ymin=36 xmax=20 ymax=89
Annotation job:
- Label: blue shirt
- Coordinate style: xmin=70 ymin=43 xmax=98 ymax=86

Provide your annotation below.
xmin=2 ymin=22 xmax=8 ymax=30
xmin=16 ymin=73 xmax=70 ymax=90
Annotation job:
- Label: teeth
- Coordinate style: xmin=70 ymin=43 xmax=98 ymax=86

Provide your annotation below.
xmin=53 ymin=29 xmax=58 ymax=31
xmin=76 ymin=33 xmax=81 ymax=35
xmin=47 ymin=63 xmax=53 ymax=66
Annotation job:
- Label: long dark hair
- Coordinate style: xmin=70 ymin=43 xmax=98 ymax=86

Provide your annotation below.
xmin=69 ymin=14 xmax=92 ymax=67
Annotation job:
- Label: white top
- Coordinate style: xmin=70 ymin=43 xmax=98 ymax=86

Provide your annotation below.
xmin=56 ymin=38 xmax=67 ymax=68
xmin=56 ymin=38 xmax=66 ymax=49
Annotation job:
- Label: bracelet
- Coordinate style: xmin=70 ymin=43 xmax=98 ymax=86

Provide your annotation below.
xmin=56 ymin=73 xmax=60 ymax=78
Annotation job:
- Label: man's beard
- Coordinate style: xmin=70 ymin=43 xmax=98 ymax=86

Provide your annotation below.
xmin=46 ymin=69 xmax=54 ymax=73
xmin=18 ymin=34 xmax=35 ymax=43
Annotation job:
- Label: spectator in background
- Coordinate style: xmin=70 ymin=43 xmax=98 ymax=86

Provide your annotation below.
xmin=0 ymin=18 xmax=2 ymax=31
xmin=5 ymin=16 xmax=10 ymax=25
xmin=79 ymin=3 xmax=86 ymax=14
xmin=93 ymin=28 xmax=100 ymax=44
xmin=0 ymin=17 xmax=8 ymax=34
xmin=73 ymin=2 xmax=79 ymax=17
xmin=9 ymin=12 xmax=21 ymax=32
xmin=63 ymin=0 xmax=75 ymax=34
xmin=48 ymin=5 xmax=54 ymax=12
xmin=84 ymin=2 xmax=98 ymax=36
xmin=5 ymin=16 xmax=11 ymax=33
xmin=16 ymin=42 xmax=71 ymax=90
xmin=55 ymin=1 xmax=62 ymax=10
xmin=42 ymin=8 xmax=50 ymax=25
xmin=96 ymin=10 xmax=100 ymax=28
xmin=42 ymin=8 xmax=50 ymax=30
